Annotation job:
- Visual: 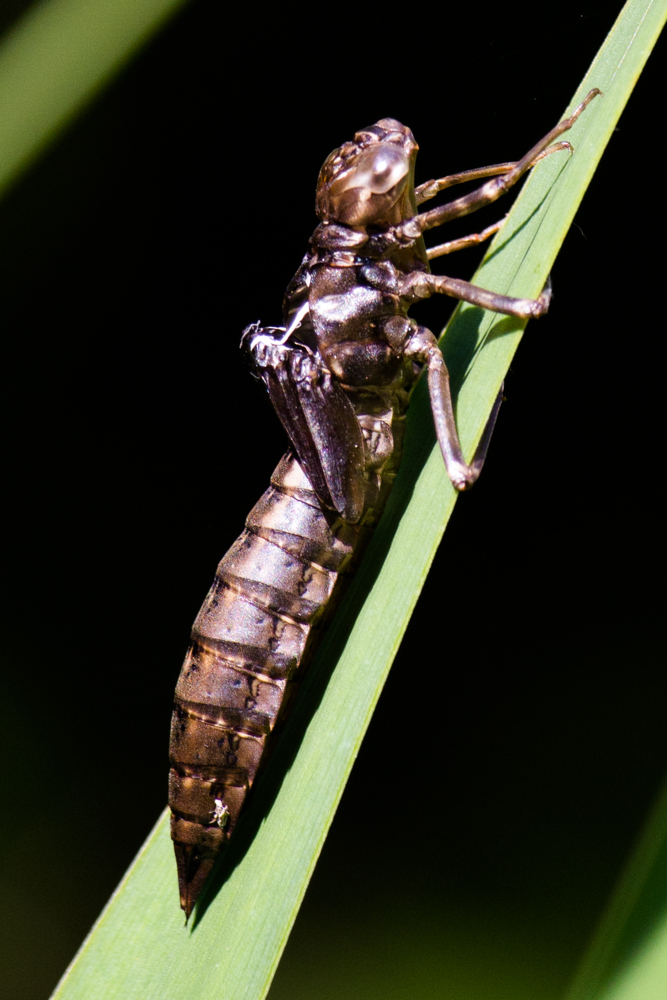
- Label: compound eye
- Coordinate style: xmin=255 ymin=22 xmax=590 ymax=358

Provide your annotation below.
xmin=332 ymin=145 xmax=408 ymax=198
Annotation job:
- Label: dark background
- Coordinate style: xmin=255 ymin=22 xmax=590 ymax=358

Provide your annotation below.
xmin=1 ymin=3 xmax=664 ymax=998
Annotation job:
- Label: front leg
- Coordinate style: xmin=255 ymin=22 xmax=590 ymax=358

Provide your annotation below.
xmin=414 ymin=142 xmax=572 ymax=206
xmin=401 ymin=270 xmax=552 ymax=320
xmin=415 ymin=162 xmax=518 ymax=205
xmin=406 ymin=89 xmax=600 ymax=235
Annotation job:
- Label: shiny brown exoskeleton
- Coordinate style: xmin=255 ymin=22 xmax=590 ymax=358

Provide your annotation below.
xmin=169 ymin=92 xmax=600 ymax=918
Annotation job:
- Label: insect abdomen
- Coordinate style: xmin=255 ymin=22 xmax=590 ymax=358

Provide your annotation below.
xmin=169 ymin=452 xmax=357 ymax=914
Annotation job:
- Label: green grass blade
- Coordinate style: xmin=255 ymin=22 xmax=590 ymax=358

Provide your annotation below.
xmin=51 ymin=2 xmax=666 ymax=999
xmin=0 ymin=0 xmax=190 ymax=198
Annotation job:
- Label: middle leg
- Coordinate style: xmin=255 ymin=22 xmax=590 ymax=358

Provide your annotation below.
xmin=426 ymin=219 xmax=504 ymax=261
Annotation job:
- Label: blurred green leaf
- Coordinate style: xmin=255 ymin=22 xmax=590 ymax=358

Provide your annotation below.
xmin=0 ymin=0 xmax=190 ymax=197
xmin=565 ymin=776 xmax=667 ymax=1000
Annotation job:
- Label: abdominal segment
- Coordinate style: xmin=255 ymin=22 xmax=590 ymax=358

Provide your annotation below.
xmin=168 ymin=452 xmax=358 ymax=916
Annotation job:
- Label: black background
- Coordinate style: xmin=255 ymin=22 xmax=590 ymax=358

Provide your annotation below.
xmin=1 ymin=3 xmax=664 ymax=998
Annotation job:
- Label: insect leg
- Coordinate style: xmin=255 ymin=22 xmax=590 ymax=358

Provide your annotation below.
xmin=423 ymin=139 xmax=572 ymax=259
xmin=416 ymin=163 xmax=521 ymax=205
xmin=401 ymin=271 xmax=552 ymax=320
xmin=427 ymin=219 xmax=504 ymax=261
xmin=414 ymin=143 xmax=572 ymax=205
xmin=398 ymin=322 xmax=502 ymax=490
xmin=407 ymin=90 xmax=600 ymax=234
